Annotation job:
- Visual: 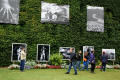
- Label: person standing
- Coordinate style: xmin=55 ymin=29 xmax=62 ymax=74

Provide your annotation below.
xmin=76 ymin=50 xmax=82 ymax=71
xmin=20 ymin=47 xmax=26 ymax=72
xmin=82 ymin=52 xmax=89 ymax=71
xmin=66 ymin=48 xmax=77 ymax=75
xmin=100 ymin=51 xmax=108 ymax=72
xmin=90 ymin=50 xmax=95 ymax=73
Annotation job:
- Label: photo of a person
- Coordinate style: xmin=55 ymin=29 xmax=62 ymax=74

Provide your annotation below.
xmin=59 ymin=47 xmax=75 ymax=60
xmin=102 ymin=49 xmax=115 ymax=60
xmin=12 ymin=43 xmax=27 ymax=62
xmin=37 ymin=44 xmax=50 ymax=62
xmin=17 ymin=47 xmax=22 ymax=61
xmin=40 ymin=46 xmax=46 ymax=61
xmin=83 ymin=46 xmax=94 ymax=61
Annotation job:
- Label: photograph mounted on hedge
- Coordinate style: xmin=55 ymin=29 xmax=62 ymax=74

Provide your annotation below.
xmin=83 ymin=46 xmax=94 ymax=60
xmin=36 ymin=44 xmax=50 ymax=62
xmin=59 ymin=47 xmax=75 ymax=60
xmin=87 ymin=6 xmax=104 ymax=32
xmin=11 ymin=43 xmax=27 ymax=62
xmin=102 ymin=49 xmax=115 ymax=60
xmin=41 ymin=1 xmax=69 ymax=24
xmin=0 ymin=0 xmax=20 ymax=24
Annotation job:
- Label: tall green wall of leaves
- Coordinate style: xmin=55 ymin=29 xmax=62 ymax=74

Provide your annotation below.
xmin=0 ymin=0 xmax=120 ymax=66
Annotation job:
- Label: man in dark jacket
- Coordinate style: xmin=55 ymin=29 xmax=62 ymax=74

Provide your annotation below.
xmin=76 ymin=50 xmax=82 ymax=71
xmin=66 ymin=48 xmax=77 ymax=75
xmin=100 ymin=51 xmax=108 ymax=72
xmin=90 ymin=50 xmax=95 ymax=73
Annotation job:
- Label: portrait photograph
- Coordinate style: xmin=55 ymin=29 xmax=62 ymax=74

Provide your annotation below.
xmin=83 ymin=46 xmax=94 ymax=60
xmin=11 ymin=43 xmax=27 ymax=62
xmin=102 ymin=49 xmax=115 ymax=60
xmin=59 ymin=47 xmax=75 ymax=60
xmin=37 ymin=44 xmax=50 ymax=62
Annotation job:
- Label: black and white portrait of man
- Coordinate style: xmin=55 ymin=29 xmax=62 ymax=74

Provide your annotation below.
xmin=11 ymin=43 xmax=27 ymax=62
xmin=59 ymin=47 xmax=75 ymax=60
xmin=0 ymin=0 xmax=20 ymax=24
xmin=37 ymin=44 xmax=50 ymax=62
xmin=87 ymin=6 xmax=104 ymax=32
xmin=83 ymin=46 xmax=94 ymax=59
xmin=102 ymin=49 xmax=115 ymax=60
xmin=41 ymin=1 xmax=69 ymax=24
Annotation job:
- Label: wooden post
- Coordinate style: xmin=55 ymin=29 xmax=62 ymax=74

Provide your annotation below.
xmin=13 ymin=61 xmax=15 ymax=64
xmin=113 ymin=60 xmax=115 ymax=66
xmin=38 ymin=62 xmax=40 ymax=64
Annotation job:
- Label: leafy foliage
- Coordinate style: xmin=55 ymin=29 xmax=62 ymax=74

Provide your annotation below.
xmin=0 ymin=0 xmax=120 ymax=66
xmin=49 ymin=53 xmax=63 ymax=66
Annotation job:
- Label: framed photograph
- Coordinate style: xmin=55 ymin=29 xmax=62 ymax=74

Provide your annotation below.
xmin=87 ymin=6 xmax=104 ymax=32
xmin=0 ymin=0 xmax=20 ymax=24
xmin=41 ymin=1 xmax=69 ymax=24
xmin=11 ymin=43 xmax=27 ymax=62
xmin=102 ymin=49 xmax=115 ymax=60
xmin=59 ymin=47 xmax=75 ymax=60
xmin=36 ymin=44 xmax=50 ymax=62
xmin=83 ymin=46 xmax=94 ymax=60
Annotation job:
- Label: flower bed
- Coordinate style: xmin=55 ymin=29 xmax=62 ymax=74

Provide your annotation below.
xmin=8 ymin=64 xmax=20 ymax=70
xmin=46 ymin=65 xmax=61 ymax=69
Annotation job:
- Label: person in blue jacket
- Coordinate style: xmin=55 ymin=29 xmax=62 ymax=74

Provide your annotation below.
xmin=100 ymin=51 xmax=108 ymax=72
xmin=90 ymin=50 xmax=95 ymax=73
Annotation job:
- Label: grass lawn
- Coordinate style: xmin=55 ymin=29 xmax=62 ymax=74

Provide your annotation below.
xmin=0 ymin=68 xmax=120 ymax=80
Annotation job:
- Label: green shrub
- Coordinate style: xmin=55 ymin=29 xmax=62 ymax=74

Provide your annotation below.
xmin=49 ymin=53 xmax=63 ymax=66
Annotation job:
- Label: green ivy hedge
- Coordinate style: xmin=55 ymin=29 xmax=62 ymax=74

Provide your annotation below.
xmin=0 ymin=0 xmax=120 ymax=66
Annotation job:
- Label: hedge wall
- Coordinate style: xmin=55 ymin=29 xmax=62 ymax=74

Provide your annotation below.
xmin=0 ymin=0 xmax=120 ymax=66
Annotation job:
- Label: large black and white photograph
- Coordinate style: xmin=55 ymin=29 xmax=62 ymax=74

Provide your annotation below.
xmin=0 ymin=0 xmax=20 ymax=24
xmin=87 ymin=6 xmax=104 ymax=32
xmin=11 ymin=43 xmax=27 ymax=62
xmin=41 ymin=1 xmax=69 ymax=24
xmin=59 ymin=47 xmax=75 ymax=60
xmin=83 ymin=46 xmax=94 ymax=60
xmin=102 ymin=49 xmax=115 ymax=60
xmin=37 ymin=44 xmax=50 ymax=62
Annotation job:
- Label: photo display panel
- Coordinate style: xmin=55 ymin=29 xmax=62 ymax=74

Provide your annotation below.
xmin=41 ymin=1 xmax=69 ymax=24
xmin=37 ymin=44 xmax=50 ymax=62
xmin=87 ymin=6 xmax=104 ymax=32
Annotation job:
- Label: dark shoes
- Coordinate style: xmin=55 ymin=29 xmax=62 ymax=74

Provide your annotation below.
xmin=65 ymin=72 xmax=77 ymax=75
xmin=74 ymin=73 xmax=77 ymax=75
xmin=65 ymin=72 xmax=70 ymax=74
xmin=91 ymin=72 xmax=95 ymax=74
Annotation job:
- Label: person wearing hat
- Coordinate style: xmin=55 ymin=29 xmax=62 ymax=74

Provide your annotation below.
xmin=90 ymin=50 xmax=95 ymax=73
xmin=20 ymin=47 xmax=26 ymax=72
xmin=65 ymin=48 xmax=77 ymax=75
xmin=100 ymin=51 xmax=108 ymax=72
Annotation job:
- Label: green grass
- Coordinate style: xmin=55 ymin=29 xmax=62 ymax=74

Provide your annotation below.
xmin=0 ymin=68 xmax=120 ymax=80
